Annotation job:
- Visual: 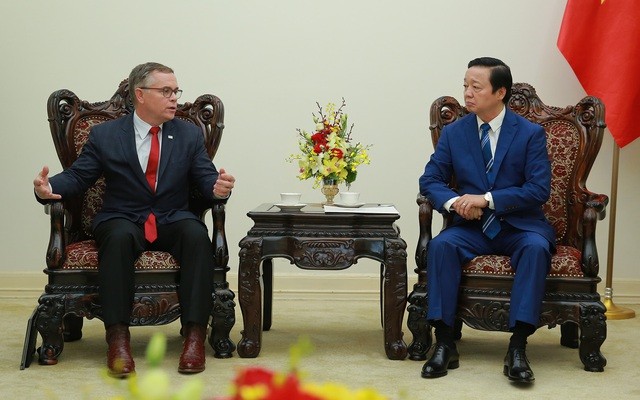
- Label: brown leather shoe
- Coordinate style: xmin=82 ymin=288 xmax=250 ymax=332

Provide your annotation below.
xmin=178 ymin=323 xmax=207 ymax=374
xmin=105 ymin=323 xmax=135 ymax=378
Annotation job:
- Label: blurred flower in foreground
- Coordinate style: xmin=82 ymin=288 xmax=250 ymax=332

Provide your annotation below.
xmin=103 ymin=334 xmax=389 ymax=400
xmin=218 ymin=336 xmax=388 ymax=400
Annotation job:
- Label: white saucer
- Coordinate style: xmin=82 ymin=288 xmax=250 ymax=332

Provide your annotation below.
xmin=274 ymin=203 xmax=306 ymax=211
xmin=332 ymin=202 xmax=365 ymax=208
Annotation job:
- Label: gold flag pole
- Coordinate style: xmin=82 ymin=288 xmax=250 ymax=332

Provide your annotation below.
xmin=603 ymin=143 xmax=635 ymax=319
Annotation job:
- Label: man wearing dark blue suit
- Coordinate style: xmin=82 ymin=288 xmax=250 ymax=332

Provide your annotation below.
xmin=33 ymin=62 xmax=235 ymax=377
xmin=419 ymin=57 xmax=554 ymax=383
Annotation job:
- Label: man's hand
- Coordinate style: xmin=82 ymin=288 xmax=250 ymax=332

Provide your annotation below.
xmin=33 ymin=166 xmax=62 ymax=200
xmin=453 ymin=194 xmax=488 ymax=220
xmin=213 ymin=168 xmax=235 ymax=198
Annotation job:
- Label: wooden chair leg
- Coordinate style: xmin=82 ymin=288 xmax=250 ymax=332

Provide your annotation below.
xmin=407 ymin=279 xmax=432 ymax=360
xmin=579 ymin=303 xmax=607 ymax=372
xmin=63 ymin=314 xmax=84 ymax=342
xmin=210 ymin=281 xmax=236 ymax=358
xmin=35 ymin=294 xmax=65 ymax=365
xmin=560 ymin=322 xmax=579 ymax=348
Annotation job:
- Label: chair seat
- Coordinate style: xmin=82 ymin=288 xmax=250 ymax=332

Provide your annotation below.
xmin=462 ymin=245 xmax=582 ymax=277
xmin=62 ymin=240 xmax=180 ymax=271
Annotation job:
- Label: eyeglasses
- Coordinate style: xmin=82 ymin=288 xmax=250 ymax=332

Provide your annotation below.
xmin=139 ymin=86 xmax=183 ymax=99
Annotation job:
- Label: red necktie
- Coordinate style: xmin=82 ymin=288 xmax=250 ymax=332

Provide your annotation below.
xmin=144 ymin=126 xmax=160 ymax=242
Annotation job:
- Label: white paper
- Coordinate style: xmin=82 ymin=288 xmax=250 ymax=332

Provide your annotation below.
xmin=323 ymin=205 xmax=399 ymax=214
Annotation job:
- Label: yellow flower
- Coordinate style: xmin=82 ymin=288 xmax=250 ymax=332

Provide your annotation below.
xmin=238 ymin=385 xmax=269 ymax=400
xmin=302 ymin=382 xmax=389 ymax=400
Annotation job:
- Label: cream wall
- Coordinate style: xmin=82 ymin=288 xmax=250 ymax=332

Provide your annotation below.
xmin=1 ymin=1 xmax=638 ymax=296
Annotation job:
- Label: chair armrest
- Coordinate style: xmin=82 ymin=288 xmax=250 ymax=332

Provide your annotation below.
xmin=45 ymin=201 xmax=66 ymax=270
xmin=581 ymin=192 xmax=609 ymax=278
xmin=585 ymin=193 xmax=609 ymax=220
xmin=209 ymin=200 xmax=229 ymax=270
xmin=415 ymin=194 xmax=434 ymax=270
xmin=186 ymin=187 xmax=231 ymax=270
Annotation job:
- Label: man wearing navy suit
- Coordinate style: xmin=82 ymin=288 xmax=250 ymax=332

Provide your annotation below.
xmin=419 ymin=57 xmax=554 ymax=383
xmin=33 ymin=62 xmax=235 ymax=377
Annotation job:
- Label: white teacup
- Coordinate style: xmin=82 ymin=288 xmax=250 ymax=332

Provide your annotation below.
xmin=280 ymin=192 xmax=302 ymax=205
xmin=339 ymin=191 xmax=360 ymax=205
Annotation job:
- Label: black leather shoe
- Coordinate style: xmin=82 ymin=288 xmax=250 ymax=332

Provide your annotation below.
xmin=421 ymin=342 xmax=459 ymax=378
xmin=503 ymin=348 xmax=535 ymax=383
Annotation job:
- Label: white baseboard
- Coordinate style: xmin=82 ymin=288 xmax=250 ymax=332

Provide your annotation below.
xmin=1 ymin=271 xmax=638 ymax=304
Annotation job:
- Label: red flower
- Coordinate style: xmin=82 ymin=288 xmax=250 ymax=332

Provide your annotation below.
xmin=227 ymin=367 xmax=323 ymax=400
xmin=311 ymin=132 xmax=327 ymax=145
xmin=330 ymin=148 xmax=343 ymax=159
xmin=232 ymin=366 xmax=274 ymax=388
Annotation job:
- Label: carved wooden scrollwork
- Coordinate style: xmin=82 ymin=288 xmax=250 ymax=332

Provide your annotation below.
xmin=579 ymin=303 xmax=607 ymax=372
xmin=211 ymin=282 xmax=237 ymax=358
xmin=458 ymin=300 xmax=511 ymax=331
xmin=130 ymin=294 xmax=181 ymax=325
xmin=35 ymin=295 xmax=65 ymax=365
xmin=293 ymin=239 xmax=355 ymax=270
xmin=406 ymin=282 xmax=431 ymax=360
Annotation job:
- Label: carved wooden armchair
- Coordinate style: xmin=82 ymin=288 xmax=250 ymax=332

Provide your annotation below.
xmin=21 ymin=80 xmax=236 ymax=369
xmin=406 ymin=83 xmax=608 ymax=372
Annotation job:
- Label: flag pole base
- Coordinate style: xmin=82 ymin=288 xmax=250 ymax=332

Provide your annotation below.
xmin=603 ymin=288 xmax=636 ymax=320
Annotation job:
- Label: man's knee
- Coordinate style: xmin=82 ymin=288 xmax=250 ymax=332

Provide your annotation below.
xmin=95 ymin=219 xmax=141 ymax=246
xmin=523 ymin=238 xmax=552 ymax=258
xmin=172 ymin=220 xmax=211 ymax=248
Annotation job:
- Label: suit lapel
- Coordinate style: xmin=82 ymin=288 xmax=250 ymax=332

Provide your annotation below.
xmin=157 ymin=120 xmax=176 ymax=190
xmin=118 ymin=115 xmax=151 ymax=191
xmin=490 ymin=109 xmax=517 ymax=187
xmin=463 ymin=116 xmax=490 ymax=188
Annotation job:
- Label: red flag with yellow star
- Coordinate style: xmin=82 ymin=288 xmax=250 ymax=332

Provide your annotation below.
xmin=558 ymin=0 xmax=640 ymax=148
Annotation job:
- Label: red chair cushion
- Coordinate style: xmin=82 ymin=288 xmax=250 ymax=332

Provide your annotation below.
xmin=62 ymin=240 xmax=179 ymax=270
xmin=462 ymin=245 xmax=582 ymax=277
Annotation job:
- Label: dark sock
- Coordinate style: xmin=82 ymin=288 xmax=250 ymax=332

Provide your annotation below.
xmin=509 ymin=321 xmax=536 ymax=350
xmin=431 ymin=320 xmax=456 ymax=349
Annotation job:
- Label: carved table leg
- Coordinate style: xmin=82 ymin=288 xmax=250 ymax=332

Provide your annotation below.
xmin=35 ymin=294 xmax=66 ymax=365
xmin=262 ymin=258 xmax=273 ymax=331
xmin=237 ymin=237 xmax=263 ymax=358
xmin=382 ymin=238 xmax=408 ymax=360
xmin=407 ymin=276 xmax=432 ymax=360
xmin=579 ymin=302 xmax=607 ymax=372
xmin=210 ymin=280 xmax=236 ymax=358
xmin=379 ymin=264 xmax=384 ymax=328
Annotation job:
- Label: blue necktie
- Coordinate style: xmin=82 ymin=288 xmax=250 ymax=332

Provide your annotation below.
xmin=480 ymin=123 xmax=500 ymax=238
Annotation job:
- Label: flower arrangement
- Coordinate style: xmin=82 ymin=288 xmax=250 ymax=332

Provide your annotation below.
xmin=288 ymin=99 xmax=371 ymax=189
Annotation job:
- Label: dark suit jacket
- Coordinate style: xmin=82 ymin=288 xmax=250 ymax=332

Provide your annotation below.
xmin=419 ymin=109 xmax=555 ymax=245
xmin=48 ymin=114 xmax=219 ymax=231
